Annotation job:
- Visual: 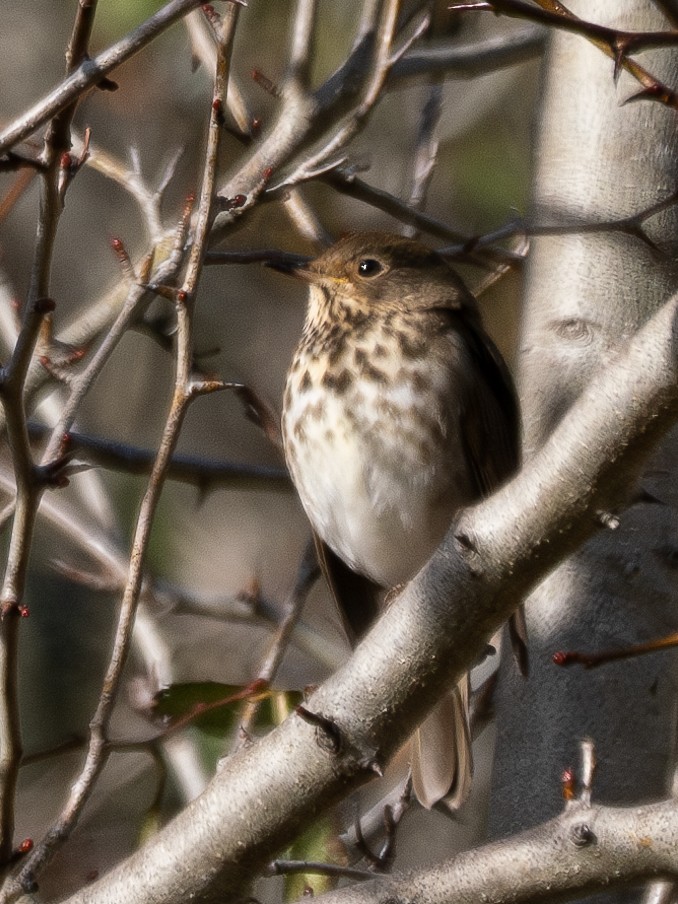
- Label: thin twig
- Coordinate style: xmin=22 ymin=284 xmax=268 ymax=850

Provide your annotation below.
xmin=274 ymin=1 xmax=429 ymax=190
xmin=0 ymin=0 xmax=100 ymax=866
xmin=288 ymin=0 xmax=319 ymax=87
xmin=0 ymin=0 xmax=239 ymax=154
xmin=8 ymin=6 xmax=241 ymax=894
xmin=235 ymin=540 xmax=320 ymax=744
xmin=391 ymin=26 xmax=544 ymax=81
xmin=454 ymin=0 xmax=678 ymax=108
xmin=28 ymin=423 xmax=291 ymax=491
xmin=403 ymin=79 xmax=443 ymax=238
xmin=39 ymin=266 xmax=177 ymax=468
xmin=267 ymin=860 xmax=375 ymax=882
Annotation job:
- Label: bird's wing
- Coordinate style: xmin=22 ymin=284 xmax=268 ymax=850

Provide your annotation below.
xmin=431 ymin=307 xmax=528 ymax=675
xmin=313 ymin=532 xmax=382 ymax=645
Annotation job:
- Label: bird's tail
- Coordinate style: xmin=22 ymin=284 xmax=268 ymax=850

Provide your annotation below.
xmin=409 ymin=675 xmax=472 ymax=811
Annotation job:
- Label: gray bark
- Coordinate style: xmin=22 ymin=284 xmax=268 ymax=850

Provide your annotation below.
xmin=490 ymin=0 xmax=678 ymax=839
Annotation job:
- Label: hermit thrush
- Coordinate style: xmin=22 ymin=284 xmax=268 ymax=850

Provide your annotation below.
xmin=278 ymin=232 xmax=523 ymax=810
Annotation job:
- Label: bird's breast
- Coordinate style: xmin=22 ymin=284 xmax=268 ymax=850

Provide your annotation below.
xmin=283 ymin=324 xmax=471 ymax=587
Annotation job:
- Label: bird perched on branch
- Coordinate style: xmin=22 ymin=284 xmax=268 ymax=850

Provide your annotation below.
xmin=277 ymin=232 xmax=525 ymax=810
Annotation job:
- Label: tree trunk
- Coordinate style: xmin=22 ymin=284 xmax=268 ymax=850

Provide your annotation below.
xmin=490 ymin=0 xmax=678 ymax=840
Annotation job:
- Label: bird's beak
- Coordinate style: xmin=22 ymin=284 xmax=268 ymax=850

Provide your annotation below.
xmin=265 ymin=256 xmax=313 ymax=278
xmin=267 ymin=257 xmax=348 ymax=286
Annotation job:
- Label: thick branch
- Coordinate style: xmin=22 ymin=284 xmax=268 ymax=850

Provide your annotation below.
xmin=311 ymin=798 xmax=678 ymax=904
xmin=56 ymin=286 xmax=678 ymax=902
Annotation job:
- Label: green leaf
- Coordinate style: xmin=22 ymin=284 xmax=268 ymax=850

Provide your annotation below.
xmin=285 ymin=813 xmax=348 ymax=900
xmin=151 ymin=681 xmax=303 ymax=738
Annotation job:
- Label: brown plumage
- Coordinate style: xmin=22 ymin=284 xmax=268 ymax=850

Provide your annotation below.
xmin=280 ymin=232 xmax=524 ymax=809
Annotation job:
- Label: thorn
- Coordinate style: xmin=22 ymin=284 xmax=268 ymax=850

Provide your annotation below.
xmin=189 ymin=379 xmax=241 ymax=397
xmin=612 ymin=47 xmax=625 ymax=82
xmin=97 ymin=75 xmax=118 ymax=92
xmin=360 ymin=756 xmax=383 ymax=777
xmin=622 ymin=84 xmax=677 ymax=107
xmin=455 ymin=531 xmax=476 ymax=553
xmin=295 ymin=705 xmax=342 ymax=754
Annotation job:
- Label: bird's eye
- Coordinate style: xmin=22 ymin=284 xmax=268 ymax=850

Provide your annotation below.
xmin=357 ymin=258 xmax=384 ymax=278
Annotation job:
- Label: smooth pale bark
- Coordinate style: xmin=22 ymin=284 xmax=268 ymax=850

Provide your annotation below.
xmin=490 ymin=1 xmax=678 ymax=838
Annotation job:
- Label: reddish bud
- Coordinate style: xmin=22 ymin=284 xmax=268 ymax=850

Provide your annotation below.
xmin=60 ymin=152 xmax=72 ymax=170
xmin=222 ymin=194 xmax=246 ymax=211
xmin=251 ymin=117 xmax=262 ymax=134
xmin=262 ymin=166 xmax=273 ymax=184
xmin=552 ymin=651 xmax=569 ymax=666
xmin=251 ymin=69 xmax=280 ymax=97
xmin=17 ymin=837 xmax=33 ymax=854
xmin=85 ymin=869 xmax=99 ymax=883
xmin=182 ymin=194 xmax=196 ymax=221
xmin=202 ymin=2 xmax=219 ymax=22
xmin=212 ymin=98 xmax=222 ymax=114
xmin=19 ymin=606 xmax=30 ymax=618
xmin=561 ymin=767 xmax=575 ymax=801
xmin=176 ymin=290 xmax=188 ymax=303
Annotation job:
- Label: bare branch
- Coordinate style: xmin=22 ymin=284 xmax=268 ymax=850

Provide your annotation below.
xmin=236 ymin=540 xmax=320 ymax=744
xmin=311 ymin=798 xmax=678 ymax=904
xmin=391 ymin=25 xmax=544 ymax=81
xmin=5 ymin=6 xmax=242 ymax=894
xmin=403 ymin=80 xmax=443 ymax=238
xmin=0 ymin=0 xmax=242 ymax=154
xmin=50 ymin=273 xmax=678 ymax=904
xmin=276 ymin=2 xmax=430 ymax=191
xmin=288 ymin=0 xmax=319 ymax=87
xmin=453 ymin=0 xmax=678 ymax=108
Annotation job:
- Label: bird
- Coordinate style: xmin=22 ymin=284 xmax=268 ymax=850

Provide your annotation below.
xmin=277 ymin=231 xmax=523 ymax=810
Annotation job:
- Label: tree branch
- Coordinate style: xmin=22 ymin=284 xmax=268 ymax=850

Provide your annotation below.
xmin=0 ymin=0 xmax=240 ymax=154
xmin=310 ymin=797 xmax=678 ymax=904
xmin=54 ymin=276 xmax=678 ymax=904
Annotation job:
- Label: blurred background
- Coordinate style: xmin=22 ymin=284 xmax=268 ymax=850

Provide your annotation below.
xmin=0 ymin=1 xmax=539 ymax=897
